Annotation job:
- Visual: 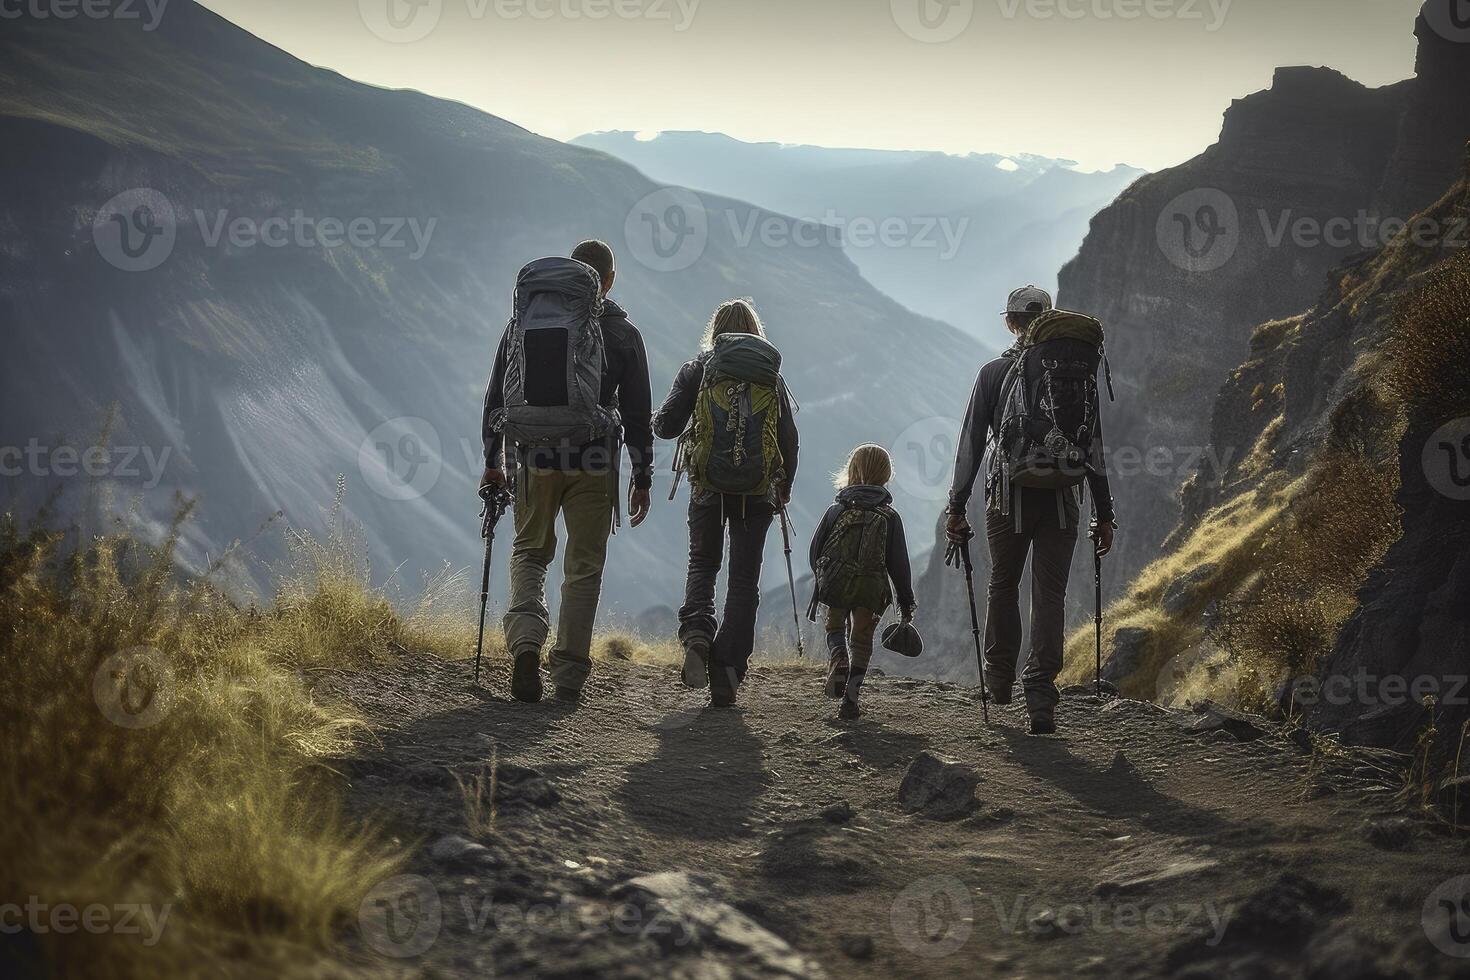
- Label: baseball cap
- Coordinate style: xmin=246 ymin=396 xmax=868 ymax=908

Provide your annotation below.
xmin=1003 ymin=285 xmax=1054 ymax=315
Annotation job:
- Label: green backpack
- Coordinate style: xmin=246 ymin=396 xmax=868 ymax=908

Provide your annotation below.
xmin=686 ymin=334 xmax=786 ymax=496
xmin=815 ymin=506 xmax=892 ymax=611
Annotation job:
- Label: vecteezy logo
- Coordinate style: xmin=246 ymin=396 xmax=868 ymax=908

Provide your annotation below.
xmin=1156 ymin=188 xmax=1240 ymax=273
xmin=93 ymin=647 xmax=175 ymax=729
xmin=358 ymin=417 xmax=443 ymax=501
xmin=891 ymin=0 xmax=975 ymax=43
xmin=890 ymin=875 xmax=973 ymax=958
xmin=1423 ymin=418 xmax=1470 ymax=501
xmin=359 ymin=0 xmax=443 ymax=43
xmin=359 ymin=875 xmax=442 ymax=958
xmin=1422 ymin=0 xmax=1470 ymax=43
xmin=624 ymin=188 xmax=708 ymax=273
xmin=93 ymin=189 xmax=177 ymax=273
xmin=891 ymin=416 xmax=962 ymax=503
xmin=1424 ymin=875 xmax=1470 ymax=958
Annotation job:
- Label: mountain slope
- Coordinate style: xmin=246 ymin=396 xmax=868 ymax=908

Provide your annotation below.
xmin=573 ymin=131 xmax=1144 ymax=345
xmin=0 ymin=1 xmax=984 ymax=616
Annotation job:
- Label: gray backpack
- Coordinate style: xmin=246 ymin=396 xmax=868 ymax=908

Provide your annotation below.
xmin=496 ymin=257 xmax=619 ymax=449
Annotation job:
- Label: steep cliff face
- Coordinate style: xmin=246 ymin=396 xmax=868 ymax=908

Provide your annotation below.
xmin=1056 ymin=65 xmax=1411 ymax=585
xmin=1062 ymin=147 xmax=1470 ymax=757
xmin=912 ymin=10 xmax=1469 ymax=684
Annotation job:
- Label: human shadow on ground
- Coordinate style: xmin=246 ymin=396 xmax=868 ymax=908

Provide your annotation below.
xmin=619 ymin=707 xmax=769 ymax=840
xmin=821 ymin=716 xmax=932 ymax=770
xmin=998 ymin=727 xmax=1249 ymax=840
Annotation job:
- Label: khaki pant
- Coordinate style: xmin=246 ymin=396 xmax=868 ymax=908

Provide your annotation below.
xmin=824 ymin=606 xmax=879 ymax=671
xmin=502 ymin=467 xmax=613 ymax=692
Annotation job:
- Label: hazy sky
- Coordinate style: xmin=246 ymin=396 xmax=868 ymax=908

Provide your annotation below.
xmin=197 ymin=0 xmax=1426 ymax=171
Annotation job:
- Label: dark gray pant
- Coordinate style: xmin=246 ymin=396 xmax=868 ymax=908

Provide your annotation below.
xmin=678 ymin=492 xmax=775 ymax=689
xmin=984 ymin=487 xmax=1080 ymax=715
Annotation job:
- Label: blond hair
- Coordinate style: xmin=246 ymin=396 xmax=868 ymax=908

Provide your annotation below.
xmin=701 ymin=298 xmax=766 ymax=350
xmin=834 ymin=444 xmax=893 ymax=489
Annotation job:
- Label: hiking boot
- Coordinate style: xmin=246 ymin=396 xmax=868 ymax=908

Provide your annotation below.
xmin=1029 ymin=712 xmax=1057 ymax=736
xmin=710 ymin=686 xmax=737 ymax=709
xmin=681 ymin=640 xmax=709 ymax=690
xmin=554 ymin=686 xmax=582 ymax=705
xmin=824 ymin=650 xmax=850 ymax=700
xmin=510 ymin=650 xmax=544 ymax=704
xmin=838 ymin=698 xmax=862 ymax=720
xmin=986 ymin=673 xmax=1015 ymax=706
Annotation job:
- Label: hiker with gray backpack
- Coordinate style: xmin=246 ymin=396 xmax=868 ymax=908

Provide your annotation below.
xmin=807 ymin=444 xmax=918 ymax=720
xmin=653 ymin=299 xmax=799 ymax=708
xmin=946 ymin=285 xmax=1116 ymax=736
xmin=481 ymin=240 xmax=654 ymax=704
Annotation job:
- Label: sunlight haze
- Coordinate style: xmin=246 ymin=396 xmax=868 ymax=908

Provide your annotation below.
xmin=197 ymin=0 xmax=1425 ymax=171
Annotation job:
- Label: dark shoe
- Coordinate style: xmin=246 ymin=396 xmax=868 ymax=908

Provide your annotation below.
xmin=1029 ymin=713 xmax=1057 ymax=736
xmin=824 ymin=650 xmax=850 ymax=700
xmin=838 ymin=698 xmax=862 ymax=720
xmin=710 ymin=686 xmax=737 ymax=708
xmin=985 ymin=674 xmax=1015 ymax=706
xmin=554 ymin=686 xmax=582 ymax=704
xmin=681 ymin=641 xmax=709 ymax=690
xmin=511 ymin=651 xmax=544 ymax=704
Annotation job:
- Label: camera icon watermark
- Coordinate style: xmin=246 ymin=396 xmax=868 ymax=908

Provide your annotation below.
xmin=359 ymin=0 xmax=443 ymax=42
xmin=890 ymin=416 xmax=962 ymax=504
xmin=891 ymin=0 xmax=975 ymax=43
xmin=358 ymin=417 xmax=444 ymax=502
xmin=1156 ymin=188 xmax=1240 ymax=273
xmin=359 ymin=874 xmax=442 ymax=958
xmin=890 ymin=875 xmax=973 ymax=958
xmin=1423 ymin=418 xmax=1470 ymax=501
xmin=92 ymin=646 xmax=175 ymax=729
xmin=624 ymin=187 xmax=708 ymax=273
xmin=93 ymin=188 xmax=177 ymax=273
xmin=1424 ymin=875 xmax=1470 ymax=959
xmin=1422 ymin=0 xmax=1470 ymax=43
xmin=0 ymin=0 xmax=171 ymax=31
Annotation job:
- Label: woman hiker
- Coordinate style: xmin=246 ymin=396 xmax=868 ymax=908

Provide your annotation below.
xmin=653 ymin=299 xmax=799 ymax=707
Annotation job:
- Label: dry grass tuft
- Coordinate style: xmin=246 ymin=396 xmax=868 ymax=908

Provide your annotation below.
xmin=0 ymin=491 xmax=465 ymax=977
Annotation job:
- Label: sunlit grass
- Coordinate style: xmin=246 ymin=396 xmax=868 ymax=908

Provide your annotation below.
xmin=0 ymin=491 xmax=470 ymax=977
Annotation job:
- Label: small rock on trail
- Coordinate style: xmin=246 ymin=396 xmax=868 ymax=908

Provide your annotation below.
xmin=611 ymin=871 xmax=828 ymax=978
xmin=898 ymin=751 xmax=981 ymax=821
xmin=1178 ymin=701 xmax=1268 ymax=742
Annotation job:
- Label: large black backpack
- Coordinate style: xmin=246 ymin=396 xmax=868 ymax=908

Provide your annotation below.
xmin=991 ymin=310 xmax=1113 ymax=521
xmin=494 ymin=257 xmax=619 ymax=449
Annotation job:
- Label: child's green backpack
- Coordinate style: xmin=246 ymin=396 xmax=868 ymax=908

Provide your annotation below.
xmin=815 ymin=506 xmax=892 ymax=611
xmin=686 ymin=334 xmax=786 ymax=497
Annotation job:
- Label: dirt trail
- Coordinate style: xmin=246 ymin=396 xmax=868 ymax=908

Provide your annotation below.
xmin=320 ymin=655 xmax=1470 ymax=979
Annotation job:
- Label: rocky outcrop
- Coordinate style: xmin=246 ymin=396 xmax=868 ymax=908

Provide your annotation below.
xmin=916 ymin=9 xmax=1470 ymax=685
xmin=1055 ymin=65 xmax=1410 ymax=584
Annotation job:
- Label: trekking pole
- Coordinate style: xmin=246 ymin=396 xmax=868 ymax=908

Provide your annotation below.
xmin=1093 ymin=531 xmax=1104 ymax=698
xmin=474 ymin=483 xmax=514 ymax=684
xmin=778 ymin=507 xmax=806 ymax=658
xmin=945 ymin=530 xmax=989 ymax=724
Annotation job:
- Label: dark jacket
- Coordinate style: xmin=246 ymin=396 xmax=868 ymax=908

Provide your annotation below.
xmin=808 ymin=485 xmax=915 ymax=614
xmin=481 ymin=298 xmax=654 ymax=490
xmin=652 ymin=352 xmax=799 ymax=498
xmin=947 ymin=349 xmax=1115 ymax=525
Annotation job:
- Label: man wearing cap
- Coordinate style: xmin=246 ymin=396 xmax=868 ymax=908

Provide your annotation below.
xmin=945 ymin=285 xmax=1116 ymax=735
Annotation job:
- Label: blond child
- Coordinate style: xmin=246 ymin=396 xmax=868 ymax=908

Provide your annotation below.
xmin=807 ymin=445 xmax=916 ymax=718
